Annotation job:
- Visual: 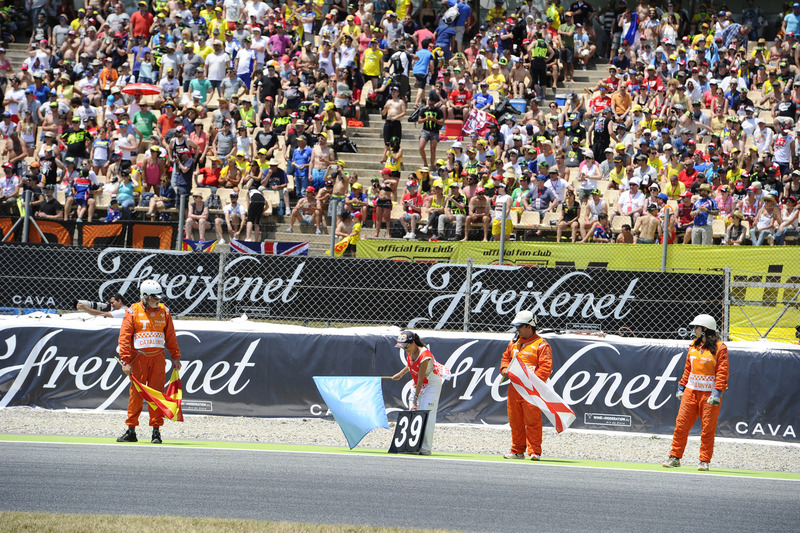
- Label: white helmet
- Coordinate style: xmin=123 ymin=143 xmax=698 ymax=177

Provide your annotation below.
xmin=689 ymin=314 xmax=716 ymax=331
xmin=511 ymin=310 xmax=537 ymax=327
xmin=140 ymin=279 xmax=164 ymax=300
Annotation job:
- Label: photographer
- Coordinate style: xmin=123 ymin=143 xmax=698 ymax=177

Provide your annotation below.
xmin=76 ymin=294 xmax=127 ymax=318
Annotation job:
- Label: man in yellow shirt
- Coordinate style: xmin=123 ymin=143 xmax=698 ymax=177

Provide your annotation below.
xmin=664 ymin=173 xmax=686 ymax=200
xmin=485 ymin=63 xmax=506 ymax=95
xmin=395 ymin=0 xmax=413 ymax=21
xmin=361 ymin=39 xmax=383 ymax=92
xmin=342 ymin=15 xmax=362 ymax=38
xmin=70 ymin=8 xmax=86 ymax=31
xmin=487 ymin=0 xmax=507 ymax=25
xmin=691 ymin=23 xmax=711 ymax=48
xmin=608 ymin=156 xmax=626 ymax=188
xmin=200 ymin=1 xmax=215 ymax=22
xmin=208 ymin=7 xmax=226 ymax=36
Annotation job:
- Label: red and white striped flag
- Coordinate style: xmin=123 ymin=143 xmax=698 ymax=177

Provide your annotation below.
xmin=507 ymin=356 xmax=576 ymax=433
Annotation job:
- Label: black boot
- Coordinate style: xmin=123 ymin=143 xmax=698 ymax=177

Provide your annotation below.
xmin=151 ymin=427 xmax=162 ymax=444
xmin=116 ymin=427 xmax=137 ymax=442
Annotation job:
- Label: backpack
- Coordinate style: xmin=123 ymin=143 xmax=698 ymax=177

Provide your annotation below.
xmin=207 ymin=193 xmax=221 ymax=210
xmin=442 ymin=5 xmax=459 ymax=25
xmin=333 ymin=135 xmax=358 ymax=153
xmin=391 ymin=52 xmax=405 ymax=76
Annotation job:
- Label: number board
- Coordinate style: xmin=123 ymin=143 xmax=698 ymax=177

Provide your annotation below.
xmin=388 ymin=410 xmax=429 ymax=454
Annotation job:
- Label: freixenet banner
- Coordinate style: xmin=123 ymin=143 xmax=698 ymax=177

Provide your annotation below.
xmin=1 ymin=320 xmax=797 ymax=443
xmin=0 ymin=245 xmax=721 ymax=337
xmin=356 ymin=240 xmax=800 ymax=342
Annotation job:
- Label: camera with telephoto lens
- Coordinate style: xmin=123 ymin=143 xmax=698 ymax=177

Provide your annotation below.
xmin=77 ymin=300 xmax=111 ymax=312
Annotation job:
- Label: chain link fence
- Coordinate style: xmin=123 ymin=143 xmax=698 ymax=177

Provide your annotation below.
xmin=0 ymin=243 xmax=738 ymax=340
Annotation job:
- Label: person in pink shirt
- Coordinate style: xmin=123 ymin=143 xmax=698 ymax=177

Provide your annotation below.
xmin=268 ymin=25 xmax=292 ymax=56
xmin=714 ymin=184 xmax=734 ymax=217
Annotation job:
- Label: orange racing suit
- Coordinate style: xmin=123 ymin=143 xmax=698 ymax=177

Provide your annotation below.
xmin=118 ymin=301 xmax=182 ymax=428
xmin=669 ymin=340 xmax=729 ymax=463
xmin=500 ymin=333 xmax=553 ymax=456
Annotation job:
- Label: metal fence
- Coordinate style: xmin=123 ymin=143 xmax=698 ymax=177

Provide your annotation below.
xmin=2 ymin=243 xmax=762 ymax=341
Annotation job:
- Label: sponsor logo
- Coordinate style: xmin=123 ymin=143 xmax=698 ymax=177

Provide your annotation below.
xmin=409 ymin=263 xmax=638 ymax=330
xmin=584 ymin=413 xmax=632 ymax=427
xmin=441 ymin=340 xmax=682 ymax=411
xmin=11 ymin=295 xmax=57 ymax=307
xmin=95 ymin=249 xmax=305 ymax=316
xmin=0 ymin=330 xmax=257 ymax=409
xmin=735 ymin=422 xmax=797 ymax=439
xmin=182 ymin=399 xmax=213 ymax=412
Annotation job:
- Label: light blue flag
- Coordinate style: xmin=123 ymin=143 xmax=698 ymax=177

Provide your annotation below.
xmin=313 ymin=376 xmax=390 ymax=449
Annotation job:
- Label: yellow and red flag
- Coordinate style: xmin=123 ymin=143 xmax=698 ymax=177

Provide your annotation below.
xmin=129 ymin=368 xmax=184 ymax=422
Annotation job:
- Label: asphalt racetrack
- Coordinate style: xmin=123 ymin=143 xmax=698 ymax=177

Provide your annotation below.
xmin=2 ymin=441 xmax=798 ymax=533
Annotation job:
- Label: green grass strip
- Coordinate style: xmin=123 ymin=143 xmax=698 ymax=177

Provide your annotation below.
xmin=2 ymin=434 xmax=798 ymax=481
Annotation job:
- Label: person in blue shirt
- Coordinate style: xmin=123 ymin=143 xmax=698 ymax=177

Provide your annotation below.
xmin=690 ymin=183 xmax=718 ymax=244
xmin=454 ymin=0 xmax=471 ymax=53
xmin=291 ymin=135 xmax=313 ymax=194
xmin=611 ymin=48 xmax=630 ymax=72
xmin=473 ymin=82 xmax=493 ymax=111
xmin=434 ymin=20 xmax=456 ymax=62
xmin=412 ymin=38 xmax=434 ymax=106
xmin=29 ymin=75 xmax=51 ymax=104
xmin=783 ymin=3 xmax=800 ymax=36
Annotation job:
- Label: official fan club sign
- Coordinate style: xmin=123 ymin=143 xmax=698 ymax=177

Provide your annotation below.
xmin=0 ymin=245 xmax=722 ymax=338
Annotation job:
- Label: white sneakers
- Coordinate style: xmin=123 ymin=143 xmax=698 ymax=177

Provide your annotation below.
xmin=285 ymin=227 xmax=293 ymax=233
xmin=503 ymin=452 xmax=526 ymax=460
xmin=403 ymin=232 xmax=416 ymax=240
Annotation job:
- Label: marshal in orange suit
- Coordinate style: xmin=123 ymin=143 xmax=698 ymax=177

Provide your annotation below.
xmin=663 ymin=314 xmax=729 ymax=472
xmin=116 ymin=280 xmax=182 ymax=444
xmin=499 ymin=310 xmax=552 ymax=461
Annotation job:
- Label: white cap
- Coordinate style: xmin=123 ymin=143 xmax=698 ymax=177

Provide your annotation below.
xmin=511 ymin=310 xmax=537 ymax=327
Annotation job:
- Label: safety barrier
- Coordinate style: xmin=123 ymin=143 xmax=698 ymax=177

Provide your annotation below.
xmin=0 ymin=318 xmax=796 ymax=443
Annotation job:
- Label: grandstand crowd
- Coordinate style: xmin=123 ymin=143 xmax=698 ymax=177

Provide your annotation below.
xmin=0 ymin=0 xmax=798 ymax=246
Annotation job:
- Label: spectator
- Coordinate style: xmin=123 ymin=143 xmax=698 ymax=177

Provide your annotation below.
xmin=774 ymin=197 xmax=799 ymax=245
xmin=400 ymin=179 xmax=424 ymax=240
xmin=556 ymin=188 xmax=581 ymax=243
xmin=690 ymin=183 xmax=718 ymax=245
xmin=185 ymin=192 xmax=210 ymax=241
xmin=749 ymin=193 xmax=781 ymax=246
xmin=724 ymin=211 xmax=747 ymax=246
xmin=215 ymin=190 xmax=246 ymax=243
xmin=462 ymin=186 xmax=491 ymax=241
xmin=418 ymin=95 xmax=444 ymax=169
xmin=612 ymin=178 xmax=646 ymax=224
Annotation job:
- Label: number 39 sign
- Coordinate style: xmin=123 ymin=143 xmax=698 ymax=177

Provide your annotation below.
xmin=389 ymin=410 xmax=429 ymax=454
